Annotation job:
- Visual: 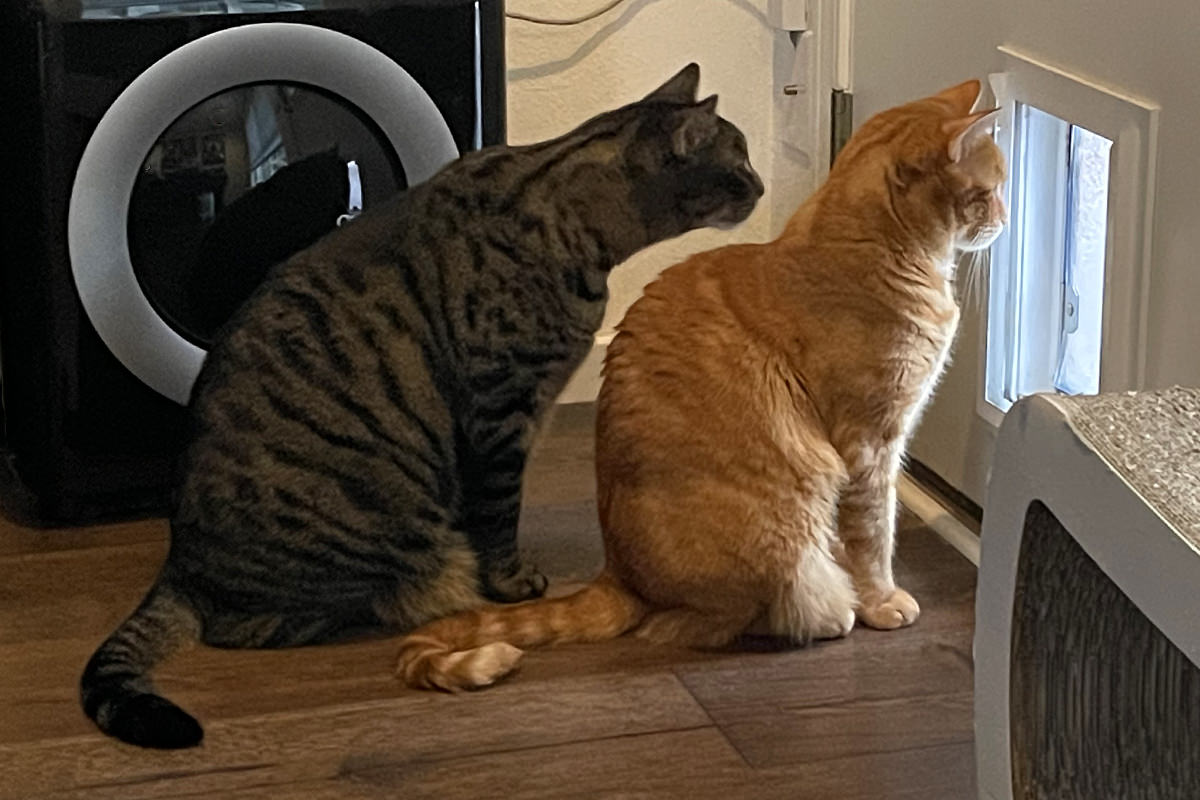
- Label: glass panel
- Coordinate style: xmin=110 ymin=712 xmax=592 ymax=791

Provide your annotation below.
xmin=77 ymin=0 xmax=323 ymax=18
xmin=986 ymin=104 xmax=1112 ymax=413
xmin=51 ymin=0 xmax=476 ymax=22
xmin=1054 ymin=126 xmax=1112 ymax=395
xmin=127 ymin=83 xmax=405 ymax=345
xmin=1009 ymin=104 xmax=1069 ymax=402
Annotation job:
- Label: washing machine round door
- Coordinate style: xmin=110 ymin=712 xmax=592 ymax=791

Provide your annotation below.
xmin=68 ymin=22 xmax=459 ymax=405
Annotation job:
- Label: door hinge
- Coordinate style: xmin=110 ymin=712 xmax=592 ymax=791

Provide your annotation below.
xmin=831 ymin=89 xmax=853 ymax=166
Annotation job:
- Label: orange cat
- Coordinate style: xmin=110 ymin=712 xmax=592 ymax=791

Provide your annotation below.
xmin=397 ymin=79 xmax=1006 ymax=690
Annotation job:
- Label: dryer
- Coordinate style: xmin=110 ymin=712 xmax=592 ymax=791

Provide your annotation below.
xmin=0 ymin=0 xmax=505 ymax=520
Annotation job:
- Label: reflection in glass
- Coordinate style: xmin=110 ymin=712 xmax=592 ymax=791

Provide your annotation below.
xmin=128 ymin=83 xmax=404 ymax=344
xmin=77 ymin=0 xmax=320 ymax=19
xmin=984 ymin=103 xmax=1112 ymax=412
xmin=1054 ymin=126 xmax=1111 ymax=396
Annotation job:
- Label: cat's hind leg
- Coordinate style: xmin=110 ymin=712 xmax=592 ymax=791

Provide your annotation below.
xmin=199 ymin=544 xmax=488 ymax=648
xmin=459 ymin=421 xmax=548 ymax=603
xmin=376 ymin=542 xmax=491 ymax=631
xmin=634 ymin=604 xmax=762 ymax=649
xmin=765 ymin=543 xmax=857 ymax=643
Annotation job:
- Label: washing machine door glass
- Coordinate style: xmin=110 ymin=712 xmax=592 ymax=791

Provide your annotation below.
xmin=72 ymin=1 xmax=386 ymax=19
xmin=68 ymin=23 xmax=459 ymax=405
xmin=128 ymin=83 xmax=405 ymax=346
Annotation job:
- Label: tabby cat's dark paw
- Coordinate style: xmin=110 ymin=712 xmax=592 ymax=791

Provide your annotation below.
xmin=484 ymin=562 xmax=549 ymax=603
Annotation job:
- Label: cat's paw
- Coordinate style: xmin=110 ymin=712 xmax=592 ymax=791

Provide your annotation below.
xmin=483 ymin=561 xmax=549 ymax=603
xmin=811 ymin=606 xmax=857 ymax=640
xmin=857 ymin=587 xmax=920 ymax=630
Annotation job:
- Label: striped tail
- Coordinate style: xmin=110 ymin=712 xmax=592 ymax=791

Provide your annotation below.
xmin=398 ymin=571 xmax=647 ymax=691
xmin=80 ymin=582 xmax=204 ymax=749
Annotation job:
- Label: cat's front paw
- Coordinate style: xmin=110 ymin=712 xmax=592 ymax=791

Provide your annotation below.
xmin=483 ymin=560 xmax=549 ymax=603
xmin=857 ymin=587 xmax=920 ymax=630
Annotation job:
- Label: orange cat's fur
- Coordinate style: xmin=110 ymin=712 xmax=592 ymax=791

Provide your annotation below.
xmin=396 ymin=79 xmax=1007 ymax=690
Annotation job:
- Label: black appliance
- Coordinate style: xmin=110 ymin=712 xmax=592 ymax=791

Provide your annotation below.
xmin=0 ymin=0 xmax=505 ymax=520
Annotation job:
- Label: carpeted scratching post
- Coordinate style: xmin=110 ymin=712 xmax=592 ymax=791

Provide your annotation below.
xmin=975 ymin=388 xmax=1200 ymax=800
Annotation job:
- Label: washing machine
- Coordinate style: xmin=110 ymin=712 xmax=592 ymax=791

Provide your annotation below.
xmin=0 ymin=0 xmax=506 ymax=521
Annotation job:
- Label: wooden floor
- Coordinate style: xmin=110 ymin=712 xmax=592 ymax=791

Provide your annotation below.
xmin=0 ymin=405 xmax=978 ymax=799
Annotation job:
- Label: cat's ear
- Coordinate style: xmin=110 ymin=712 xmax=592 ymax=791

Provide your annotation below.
xmin=672 ymin=100 xmax=720 ymax=157
xmin=933 ymin=79 xmax=983 ymax=115
xmin=943 ymin=107 xmax=1000 ymax=162
xmin=644 ymin=62 xmax=701 ymax=104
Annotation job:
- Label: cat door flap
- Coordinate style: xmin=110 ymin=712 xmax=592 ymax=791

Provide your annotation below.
xmin=979 ymin=49 xmax=1155 ymax=425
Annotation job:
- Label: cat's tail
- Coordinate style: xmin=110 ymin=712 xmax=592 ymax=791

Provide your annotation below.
xmin=80 ymin=581 xmax=204 ymax=749
xmin=397 ymin=570 xmax=647 ymax=691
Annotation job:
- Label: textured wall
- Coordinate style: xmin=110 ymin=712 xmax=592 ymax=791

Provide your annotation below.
xmin=505 ymin=0 xmax=811 ymax=400
xmin=851 ymin=0 xmax=1200 ymax=502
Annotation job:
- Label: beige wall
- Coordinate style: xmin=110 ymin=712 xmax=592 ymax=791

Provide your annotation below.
xmin=852 ymin=0 xmax=1200 ymax=502
xmin=505 ymin=0 xmax=815 ymax=400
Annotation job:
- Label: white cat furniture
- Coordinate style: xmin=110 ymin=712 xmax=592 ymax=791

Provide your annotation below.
xmin=974 ymin=388 xmax=1200 ymax=799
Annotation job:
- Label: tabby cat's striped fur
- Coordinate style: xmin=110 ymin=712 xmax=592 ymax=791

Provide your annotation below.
xmin=80 ymin=63 xmax=764 ymax=749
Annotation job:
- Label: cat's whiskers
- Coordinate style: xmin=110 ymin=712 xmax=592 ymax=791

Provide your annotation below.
xmin=957 ymin=246 xmax=989 ymax=311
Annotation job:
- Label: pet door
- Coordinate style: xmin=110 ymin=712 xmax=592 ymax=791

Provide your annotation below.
xmin=979 ymin=49 xmax=1157 ymax=424
xmin=983 ymin=102 xmax=1112 ymax=412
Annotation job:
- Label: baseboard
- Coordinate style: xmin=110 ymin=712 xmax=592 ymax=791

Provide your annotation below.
xmin=905 ymin=460 xmax=983 ymax=527
xmin=898 ymin=471 xmax=981 ymax=567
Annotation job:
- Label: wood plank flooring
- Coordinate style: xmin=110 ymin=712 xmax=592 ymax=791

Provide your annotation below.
xmin=0 ymin=404 xmax=978 ymax=799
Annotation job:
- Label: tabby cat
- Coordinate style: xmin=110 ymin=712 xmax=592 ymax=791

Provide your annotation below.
xmin=189 ymin=145 xmax=352 ymax=340
xmin=396 ymin=79 xmax=1006 ymax=690
xmin=80 ymin=63 xmax=764 ymax=748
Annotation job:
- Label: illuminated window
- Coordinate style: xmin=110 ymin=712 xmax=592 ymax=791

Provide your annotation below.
xmin=985 ymin=105 xmax=1112 ymax=412
xmin=979 ymin=49 xmax=1156 ymax=422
